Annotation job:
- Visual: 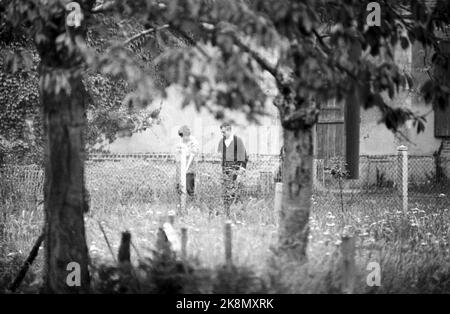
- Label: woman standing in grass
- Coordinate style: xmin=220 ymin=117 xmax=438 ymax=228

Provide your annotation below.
xmin=177 ymin=125 xmax=199 ymax=197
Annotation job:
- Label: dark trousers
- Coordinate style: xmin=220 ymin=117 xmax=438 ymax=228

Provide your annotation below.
xmin=222 ymin=161 xmax=245 ymax=214
xmin=186 ymin=173 xmax=195 ymax=196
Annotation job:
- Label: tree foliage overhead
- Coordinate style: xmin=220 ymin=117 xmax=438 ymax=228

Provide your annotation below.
xmin=0 ymin=17 xmax=42 ymax=164
xmin=4 ymin=0 xmax=449 ymax=137
xmin=139 ymin=0 xmax=450 ymax=133
xmin=0 ymin=0 xmax=168 ymax=154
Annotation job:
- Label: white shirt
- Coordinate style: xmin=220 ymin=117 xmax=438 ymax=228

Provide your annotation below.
xmin=175 ymin=137 xmax=199 ymax=173
xmin=224 ymin=134 xmax=234 ymax=147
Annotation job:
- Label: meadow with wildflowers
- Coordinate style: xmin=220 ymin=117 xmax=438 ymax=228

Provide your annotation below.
xmin=1 ymin=161 xmax=450 ymax=293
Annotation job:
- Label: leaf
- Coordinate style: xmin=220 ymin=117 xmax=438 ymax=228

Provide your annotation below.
xmin=405 ymin=73 xmax=414 ymax=89
xmin=416 ymin=120 xmax=425 ymax=134
xmin=400 ymin=36 xmax=409 ymax=50
xmin=420 ymin=80 xmax=434 ymax=103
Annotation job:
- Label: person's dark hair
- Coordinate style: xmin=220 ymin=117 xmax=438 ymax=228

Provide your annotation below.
xmin=178 ymin=125 xmax=191 ymax=137
xmin=220 ymin=122 xmax=232 ymax=130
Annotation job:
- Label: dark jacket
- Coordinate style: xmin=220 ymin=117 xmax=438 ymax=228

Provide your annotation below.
xmin=218 ymin=135 xmax=249 ymax=168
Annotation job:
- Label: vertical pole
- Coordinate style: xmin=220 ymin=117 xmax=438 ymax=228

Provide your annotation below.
xmin=118 ymin=231 xmax=131 ymax=264
xmin=397 ymin=145 xmax=408 ymax=213
xmin=274 ymin=182 xmax=283 ymax=213
xmin=224 ymin=221 xmax=232 ymax=267
xmin=312 ymin=123 xmax=318 ymax=189
xmin=168 ymin=210 xmax=175 ymax=225
xmin=312 ymin=158 xmax=318 ymax=189
xmin=181 ymin=227 xmax=187 ymax=260
xmin=321 ymin=160 xmax=325 ymax=186
xmin=345 ymin=89 xmax=360 ymax=179
xmin=341 ymin=235 xmax=356 ymax=294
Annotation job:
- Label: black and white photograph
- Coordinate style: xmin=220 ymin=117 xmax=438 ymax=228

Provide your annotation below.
xmin=1 ymin=0 xmax=450 ymax=299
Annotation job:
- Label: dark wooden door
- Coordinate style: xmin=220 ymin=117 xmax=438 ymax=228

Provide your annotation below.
xmin=435 ymin=101 xmax=450 ymax=137
xmin=435 ymin=41 xmax=450 ymax=137
xmin=316 ymin=100 xmax=345 ymax=162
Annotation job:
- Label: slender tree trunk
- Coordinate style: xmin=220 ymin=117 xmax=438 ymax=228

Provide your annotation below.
xmin=278 ymin=124 xmax=314 ymax=261
xmin=41 ymin=71 xmax=90 ymax=293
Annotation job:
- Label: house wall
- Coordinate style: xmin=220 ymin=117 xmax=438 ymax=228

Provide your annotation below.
xmin=359 ymin=41 xmax=442 ymax=157
xmin=103 ymin=86 xmax=283 ymax=155
xmin=103 ymin=41 xmax=443 ymax=158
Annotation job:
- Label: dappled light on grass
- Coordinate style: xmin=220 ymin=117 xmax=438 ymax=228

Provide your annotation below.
xmin=2 ymin=190 xmax=450 ymax=293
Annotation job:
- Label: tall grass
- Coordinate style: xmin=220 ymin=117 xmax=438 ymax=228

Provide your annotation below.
xmin=1 ymin=163 xmax=450 ymax=293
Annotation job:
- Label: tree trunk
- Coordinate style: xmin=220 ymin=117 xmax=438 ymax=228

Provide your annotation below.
xmin=278 ymin=125 xmax=313 ymax=261
xmin=41 ymin=71 xmax=90 ymax=293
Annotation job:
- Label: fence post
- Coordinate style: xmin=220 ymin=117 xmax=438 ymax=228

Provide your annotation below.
xmin=312 ymin=158 xmax=318 ymax=188
xmin=224 ymin=221 xmax=232 ymax=267
xmin=156 ymin=227 xmax=172 ymax=258
xmin=274 ymin=182 xmax=283 ymax=213
xmin=341 ymin=235 xmax=356 ymax=294
xmin=397 ymin=145 xmax=408 ymax=213
xmin=118 ymin=231 xmax=131 ymax=264
xmin=181 ymin=227 xmax=188 ymax=260
xmin=168 ymin=210 xmax=176 ymax=225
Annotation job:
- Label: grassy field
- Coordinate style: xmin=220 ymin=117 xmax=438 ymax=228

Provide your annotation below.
xmin=2 ymin=188 xmax=450 ymax=293
xmin=1 ymin=161 xmax=450 ymax=293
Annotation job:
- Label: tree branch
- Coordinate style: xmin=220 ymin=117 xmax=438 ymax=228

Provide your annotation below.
xmin=167 ymin=24 xmax=213 ymax=61
xmin=91 ymin=1 xmax=116 ymax=14
xmin=173 ymin=19 xmax=288 ymax=89
xmin=312 ymin=29 xmax=358 ymax=82
xmin=123 ymin=24 xmax=170 ymax=46
xmin=381 ymin=0 xmax=414 ymax=32
xmin=229 ymin=31 xmax=285 ymax=87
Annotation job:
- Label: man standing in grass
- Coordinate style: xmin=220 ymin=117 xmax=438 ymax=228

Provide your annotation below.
xmin=217 ymin=122 xmax=249 ymax=216
xmin=177 ymin=125 xmax=199 ymax=197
